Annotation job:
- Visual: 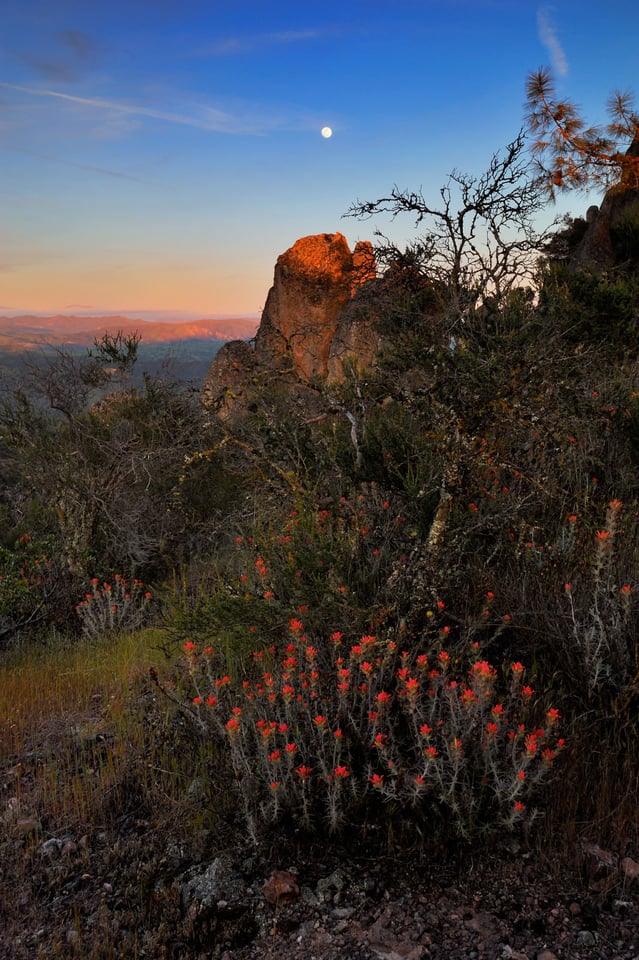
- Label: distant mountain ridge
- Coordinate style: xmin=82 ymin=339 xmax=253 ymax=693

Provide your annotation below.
xmin=0 ymin=314 xmax=259 ymax=351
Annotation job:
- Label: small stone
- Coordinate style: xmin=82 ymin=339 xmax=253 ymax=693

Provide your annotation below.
xmin=41 ymin=838 xmax=63 ymax=857
xmin=316 ymin=868 xmax=345 ymax=897
xmin=332 ymin=906 xmax=355 ymax=920
xmin=262 ymin=870 xmax=300 ymax=905
xmin=536 ymin=951 xmax=559 ymax=960
xmin=575 ymin=930 xmax=596 ymax=947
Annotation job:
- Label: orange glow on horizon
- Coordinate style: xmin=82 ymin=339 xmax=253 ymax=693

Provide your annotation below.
xmin=1 ymin=258 xmax=267 ymax=317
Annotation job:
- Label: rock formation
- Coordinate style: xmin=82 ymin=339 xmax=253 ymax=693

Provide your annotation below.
xmin=202 ymin=233 xmax=380 ymax=414
xmin=569 ymin=137 xmax=639 ymax=272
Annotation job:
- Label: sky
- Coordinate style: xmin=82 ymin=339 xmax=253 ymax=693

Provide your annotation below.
xmin=1 ymin=0 xmax=638 ymax=319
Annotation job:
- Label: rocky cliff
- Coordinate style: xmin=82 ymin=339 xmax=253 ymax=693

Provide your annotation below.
xmin=202 ymin=233 xmax=379 ymax=414
xmin=569 ymin=137 xmax=639 ymax=272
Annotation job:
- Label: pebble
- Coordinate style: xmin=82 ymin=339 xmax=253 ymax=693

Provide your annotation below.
xmin=575 ymin=929 xmax=596 ymax=946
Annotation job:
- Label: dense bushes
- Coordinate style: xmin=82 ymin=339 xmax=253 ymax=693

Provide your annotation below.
xmin=153 ymin=260 xmax=639 ymax=846
xmin=3 ymin=167 xmax=639 ymax=847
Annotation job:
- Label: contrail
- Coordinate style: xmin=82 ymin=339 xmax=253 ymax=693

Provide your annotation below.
xmin=0 ymin=81 xmax=258 ymax=134
xmin=537 ymin=6 xmax=568 ymax=77
xmin=1 ymin=144 xmax=145 ymax=182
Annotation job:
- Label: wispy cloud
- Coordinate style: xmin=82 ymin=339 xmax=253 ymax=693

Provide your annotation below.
xmin=1 ymin=145 xmax=146 ymax=182
xmin=537 ymin=5 xmax=568 ymax=77
xmin=200 ymin=28 xmax=325 ymax=57
xmin=0 ymin=82 xmax=265 ymax=135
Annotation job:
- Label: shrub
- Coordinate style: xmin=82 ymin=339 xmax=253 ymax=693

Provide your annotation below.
xmin=0 ymin=536 xmax=77 ymax=646
xmin=175 ymin=616 xmax=564 ymax=841
xmin=76 ymin=575 xmax=153 ymax=640
xmin=162 ymin=484 xmax=409 ymax=650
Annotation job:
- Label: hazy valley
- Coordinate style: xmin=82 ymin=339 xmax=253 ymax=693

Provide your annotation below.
xmin=0 ymin=313 xmax=259 ymax=388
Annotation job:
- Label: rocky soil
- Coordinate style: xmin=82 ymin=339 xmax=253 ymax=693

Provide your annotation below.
xmin=2 ymin=812 xmax=638 ymax=960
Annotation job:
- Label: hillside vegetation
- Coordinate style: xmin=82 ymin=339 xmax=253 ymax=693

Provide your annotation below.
xmin=2 ymin=73 xmax=639 ymax=957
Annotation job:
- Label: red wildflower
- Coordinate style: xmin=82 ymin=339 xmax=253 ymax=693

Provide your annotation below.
xmin=404 ymin=677 xmax=419 ymax=697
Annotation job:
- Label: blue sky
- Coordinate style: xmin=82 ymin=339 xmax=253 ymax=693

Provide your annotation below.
xmin=1 ymin=0 xmax=637 ymax=317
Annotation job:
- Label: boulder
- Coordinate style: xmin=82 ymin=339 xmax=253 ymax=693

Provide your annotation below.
xmin=202 ymin=233 xmax=380 ymax=417
xmin=201 ymin=338 xmax=258 ymax=413
xmin=570 ymin=137 xmax=639 ymax=272
xmin=254 ymin=232 xmax=367 ymax=381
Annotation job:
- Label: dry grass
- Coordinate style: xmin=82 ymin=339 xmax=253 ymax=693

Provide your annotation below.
xmin=0 ymin=630 xmax=207 ymax=835
xmin=0 ymin=631 xmax=231 ymax=959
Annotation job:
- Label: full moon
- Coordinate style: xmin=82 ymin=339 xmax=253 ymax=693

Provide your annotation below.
xmin=321 ymin=126 xmax=333 ymax=139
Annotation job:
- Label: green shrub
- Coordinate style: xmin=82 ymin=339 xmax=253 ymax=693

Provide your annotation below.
xmin=0 ymin=536 xmax=77 ymax=646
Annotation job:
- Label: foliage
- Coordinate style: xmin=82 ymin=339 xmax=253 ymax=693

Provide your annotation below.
xmin=525 ymin=67 xmax=639 ymax=195
xmin=5 ymin=97 xmax=639 ymax=853
xmin=538 ymin=261 xmax=639 ymax=351
xmin=0 ymin=363 xmax=222 ymax=579
xmin=162 ymin=485 xmax=409 ymax=654
xmin=0 ymin=535 xmax=76 ymax=647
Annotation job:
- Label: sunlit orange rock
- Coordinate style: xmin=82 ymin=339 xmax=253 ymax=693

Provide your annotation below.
xmin=202 ymin=233 xmax=381 ymax=415
xmin=255 ymin=232 xmax=365 ymax=381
